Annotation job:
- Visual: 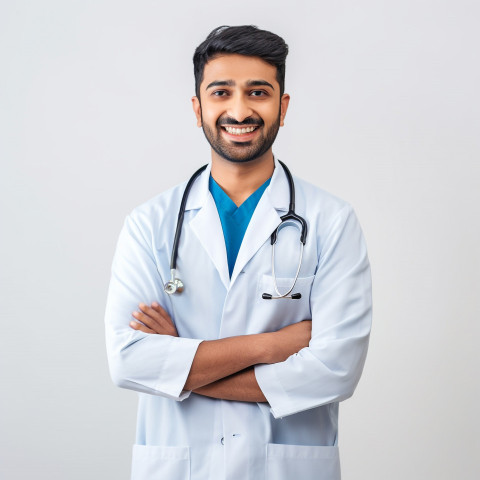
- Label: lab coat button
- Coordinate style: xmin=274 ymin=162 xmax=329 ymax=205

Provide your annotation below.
xmin=220 ymin=437 xmax=224 ymax=445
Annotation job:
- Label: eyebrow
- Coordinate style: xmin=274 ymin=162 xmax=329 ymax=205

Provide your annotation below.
xmin=205 ymin=79 xmax=275 ymax=90
xmin=246 ymin=80 xmax=275 ymax=90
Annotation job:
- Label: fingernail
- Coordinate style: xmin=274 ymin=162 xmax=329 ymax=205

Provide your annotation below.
xmin=132 ymin=311 xmax=139 ymax=317
xmin=152 ymin=302 xmax=159 ymax=307
xmin=139 ymin=302 xmax=146 ymax=309
xmin=129 ymin=321 xmax=136 ymax=327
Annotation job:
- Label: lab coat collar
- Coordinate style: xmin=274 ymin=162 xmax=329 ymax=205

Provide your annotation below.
xmin=266 ymin=157 xmax=290 ymax=212
xmin=230 ymin=158 xmax=289 ymax=284
xmin=184 ymin=162 xmax=212 ymax=212
xmin=183 ymin=158 xmax=290 ymax=212
xmin=187 ymin=157 xmax=291 ymax=290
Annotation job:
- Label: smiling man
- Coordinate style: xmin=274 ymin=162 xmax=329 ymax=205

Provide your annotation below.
xmin=105 ymin=25 xmax=372 ymax=480
xmin=194 ymin=54 xmax=288 ymax=167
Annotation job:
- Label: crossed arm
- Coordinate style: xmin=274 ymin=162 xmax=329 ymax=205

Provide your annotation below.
xmin=130 ymin=302 xmax=311 ymax=402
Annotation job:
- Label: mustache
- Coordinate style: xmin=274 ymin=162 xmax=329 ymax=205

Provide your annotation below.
xmin=217 ymin=116 xmax=264 ymax=127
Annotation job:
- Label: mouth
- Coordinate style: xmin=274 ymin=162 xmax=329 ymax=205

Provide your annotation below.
xmin=220 ymin=125 xmax=260 ymax=141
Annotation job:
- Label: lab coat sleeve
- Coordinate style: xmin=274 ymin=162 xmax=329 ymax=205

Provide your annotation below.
xmin=105 ymin=213 xmax=202 ymax=401
xmin=254 ymin=205 xmax=372 ymax=418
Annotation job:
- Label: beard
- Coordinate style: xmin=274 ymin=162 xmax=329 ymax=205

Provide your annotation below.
xmin=201 ymin=113 xmax=281 ymax=164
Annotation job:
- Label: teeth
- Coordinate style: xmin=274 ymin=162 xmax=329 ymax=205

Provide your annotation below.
xmin=225 ymin=126 xmax=256 ymax=135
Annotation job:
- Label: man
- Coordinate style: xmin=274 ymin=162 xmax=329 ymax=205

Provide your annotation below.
xmin=105 ymin=25 xmax=372 ymax=480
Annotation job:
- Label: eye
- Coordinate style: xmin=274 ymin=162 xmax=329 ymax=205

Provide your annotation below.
xmin=250 ymin=90 xmax=268 ymax=97
xmin=212 ymin=90 xmax=228 ymax=97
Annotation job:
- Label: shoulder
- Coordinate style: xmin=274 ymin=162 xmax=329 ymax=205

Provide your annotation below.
xmin=126 ymin=181 xmax=188 ymax=232
xmin=293 ymin=175 xmax=354 ymax=222
xmin=291 ymin=176 xmax=367 ymax=261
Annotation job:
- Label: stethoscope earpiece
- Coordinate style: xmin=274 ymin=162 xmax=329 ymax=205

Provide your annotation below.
xmin=262 ymin=292 xmax=301 ymax=300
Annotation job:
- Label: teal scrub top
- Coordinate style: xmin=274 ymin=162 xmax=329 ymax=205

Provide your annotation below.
xmin=209 ymin=176 xmax=271 ymax=277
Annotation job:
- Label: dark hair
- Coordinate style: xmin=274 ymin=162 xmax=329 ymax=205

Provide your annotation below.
xmin=193 ymin=25 xmax=288 ymax=98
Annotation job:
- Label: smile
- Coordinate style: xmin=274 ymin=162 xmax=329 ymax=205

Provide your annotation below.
xmin=222 ymin=126 xmax=258 ymax=135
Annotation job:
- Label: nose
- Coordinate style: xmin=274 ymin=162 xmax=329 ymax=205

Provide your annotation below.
xmin=226 ymin=95 xmax=253 ymax=123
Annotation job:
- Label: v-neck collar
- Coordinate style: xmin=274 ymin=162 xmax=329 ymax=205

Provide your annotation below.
xmin=209 ymin=176 xmax=271 ymax=218
xmin=209 ymin=176 xmax=272 ymax=276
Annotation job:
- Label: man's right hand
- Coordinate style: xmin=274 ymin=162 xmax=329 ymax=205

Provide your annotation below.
xmin=266 ymin=320 xmax=312 ymax=364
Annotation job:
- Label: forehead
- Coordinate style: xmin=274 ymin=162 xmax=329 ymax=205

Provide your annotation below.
xmin=201 ymin=54 xmax=278 ymax=89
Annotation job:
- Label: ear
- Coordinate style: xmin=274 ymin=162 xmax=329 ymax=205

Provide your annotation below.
xmin=192 ymin=96 xmax=202 ymax=127
xmin=279 ymin=93 xmax=290 ymax=127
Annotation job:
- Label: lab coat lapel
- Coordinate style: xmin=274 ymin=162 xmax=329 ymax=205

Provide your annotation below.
xmin=187 ymin=165 xmax=230 ymax=290
xmin=230 ymin=159 xmax=290 ymax=285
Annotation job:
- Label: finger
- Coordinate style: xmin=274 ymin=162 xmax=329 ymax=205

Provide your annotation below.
xmin=150 ymin=303 xmax=176 ymax=329
xmin=138 ymin=303 xmax=165 ymax=324
xmin=138 ymin=303 xmax=174 ymax=333
xmin=132 ymin=310 xmax=157 ymax=330
xmin=149 ymin=303 xmax=178 ymax=337
xmin=134 ymin=308 xmax=178 ymax=336
xmin=129 ymin=320 xmax=156 ymax=334
xmin=151 ymin=302 xmax=171 ymax=320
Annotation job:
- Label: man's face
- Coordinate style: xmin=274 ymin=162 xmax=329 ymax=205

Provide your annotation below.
xmin=192 ymin=54 xmax=290 ymax=164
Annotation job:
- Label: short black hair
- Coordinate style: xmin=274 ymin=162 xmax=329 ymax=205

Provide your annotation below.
xmin=193 ymin=25 xmax=288 ymax=98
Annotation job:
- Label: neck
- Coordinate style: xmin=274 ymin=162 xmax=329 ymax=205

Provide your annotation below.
xmin=210 ymin=150 xmax=275 ymax=206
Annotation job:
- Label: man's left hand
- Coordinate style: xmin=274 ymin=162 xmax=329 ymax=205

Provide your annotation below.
xmin=130 ymin=302 xmax=179 ymax=337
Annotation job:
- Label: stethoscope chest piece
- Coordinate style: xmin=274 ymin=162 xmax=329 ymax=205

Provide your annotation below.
xmin=164 ymin=269 xmax=184 ymax=294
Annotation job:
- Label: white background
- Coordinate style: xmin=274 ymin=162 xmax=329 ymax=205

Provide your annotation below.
xmin=1 ymin=1 xmax=479 ymax=479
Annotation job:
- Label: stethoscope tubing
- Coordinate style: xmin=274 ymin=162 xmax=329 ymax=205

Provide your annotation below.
xmin=170 ymin=164 xmax=208 ymax=271
xmin=270 ymin=242 xmax=304 ymax=299
xmin=165 ymin=161 xmax=307 ymax=299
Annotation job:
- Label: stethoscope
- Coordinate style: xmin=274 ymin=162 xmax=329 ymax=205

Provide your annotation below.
xmin=164 ymin=160 xmax=308 ymax=300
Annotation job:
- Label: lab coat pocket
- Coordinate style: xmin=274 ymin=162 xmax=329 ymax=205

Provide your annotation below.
xmin=266 ymin=443 xmax=340 ymax=480
xmin=131 ymin=445 xmax=190 ymax=480
xmin=257 ymin=275 xmax=315 ymax=328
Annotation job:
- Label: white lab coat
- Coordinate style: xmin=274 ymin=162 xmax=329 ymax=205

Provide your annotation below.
xmin=105 ymin=158 xmax=372 ymax=480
